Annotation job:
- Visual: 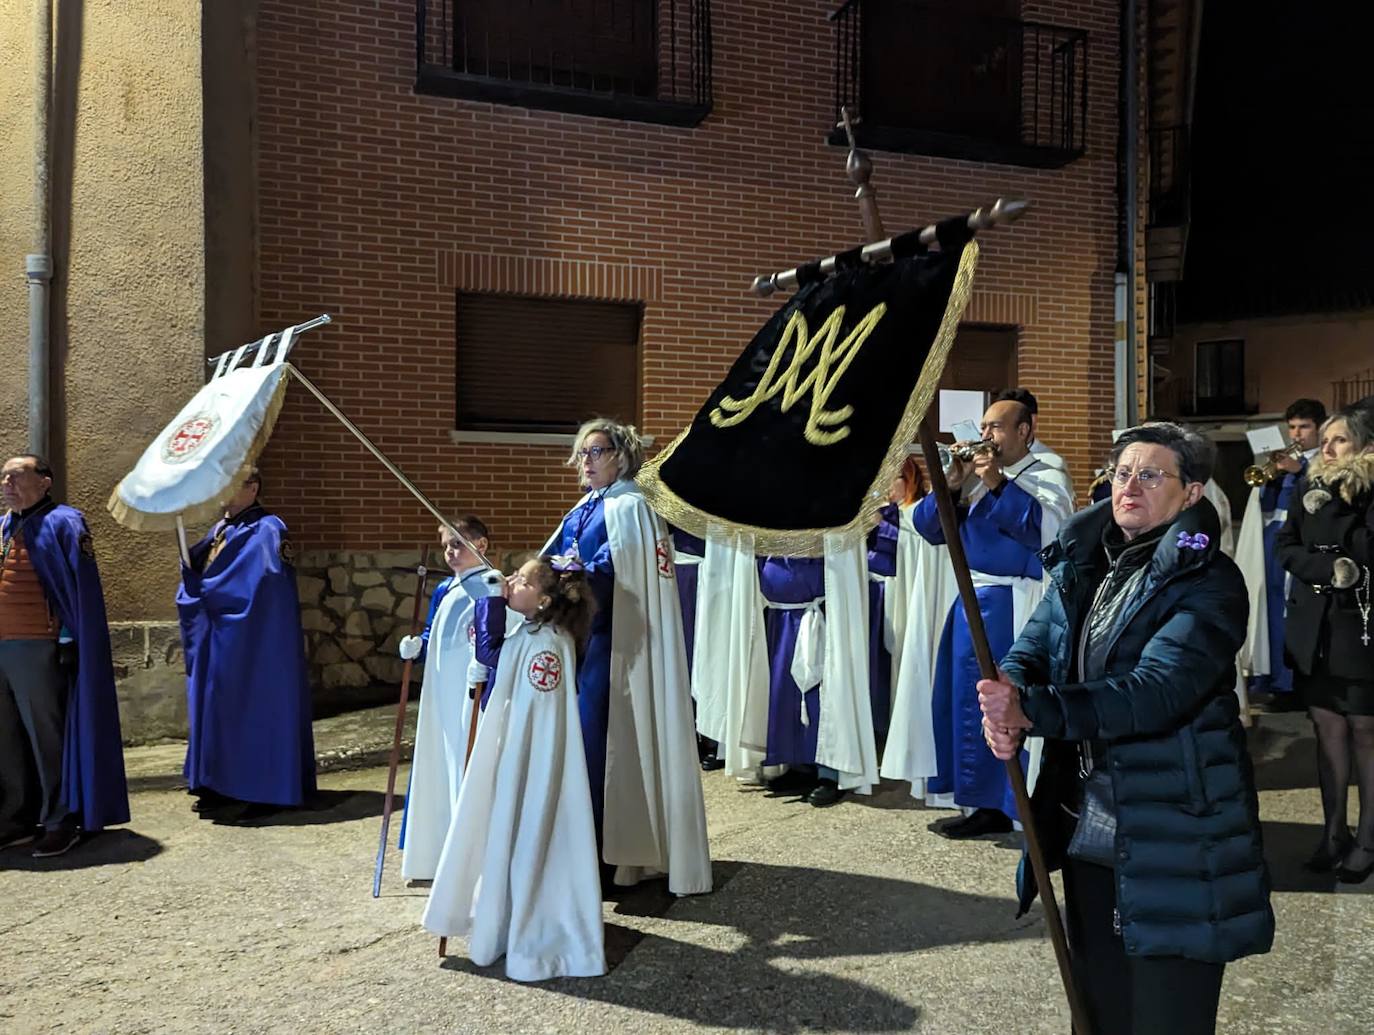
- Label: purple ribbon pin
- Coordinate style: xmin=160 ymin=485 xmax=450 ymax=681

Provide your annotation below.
xmin=1176 ymin=531 xmax=1210 ymax=551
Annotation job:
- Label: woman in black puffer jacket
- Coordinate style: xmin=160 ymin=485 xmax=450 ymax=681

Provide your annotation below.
xmin=1277 ymin=406 xmax=1374 ymax=881
xmin=978 ymin=422 xmax=1273 ymax=1035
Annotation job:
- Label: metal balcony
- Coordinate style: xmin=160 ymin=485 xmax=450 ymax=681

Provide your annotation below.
xmin=416 ymin=0 xmax=712 ymax=126
xmin=829 ymin=0 xmax=1088 ymax=168
xmin=1147 ymin=124 xmax=1191 ymax=282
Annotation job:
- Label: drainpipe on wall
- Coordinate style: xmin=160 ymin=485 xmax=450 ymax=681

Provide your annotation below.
xmin=1114 ymin=272 xmax=1129 ymax=428
xmin=28 ymin=0 xmax=53 ymax=461
xmin=1116 ymin=0 xmax=1140 ymax=429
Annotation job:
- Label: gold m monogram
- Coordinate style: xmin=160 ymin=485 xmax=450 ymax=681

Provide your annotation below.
xmin=709 ymin=302 xmax=887 ymax=445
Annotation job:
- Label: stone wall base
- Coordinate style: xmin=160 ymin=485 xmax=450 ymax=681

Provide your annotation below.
xmin=112 ymin=550 xmax=421 ymax=745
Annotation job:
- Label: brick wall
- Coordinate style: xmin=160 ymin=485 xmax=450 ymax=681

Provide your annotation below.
xmin=253 ymin=0 xmax=1127 ymax=559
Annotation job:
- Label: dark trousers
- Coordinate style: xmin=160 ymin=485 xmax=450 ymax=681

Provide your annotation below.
xmin=1063 ymin=858 xmax=1225 ymax=1035
xmin=0 ymin=640 xmax=72 ymax=832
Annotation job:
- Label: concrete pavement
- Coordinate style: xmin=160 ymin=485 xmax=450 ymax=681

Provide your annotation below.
xmin=0 ymin=708 xmax=1369 ymax=1034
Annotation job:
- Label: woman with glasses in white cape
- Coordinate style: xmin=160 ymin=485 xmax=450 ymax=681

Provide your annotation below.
xmin=544 ymin=418 xmax=711 ymax=896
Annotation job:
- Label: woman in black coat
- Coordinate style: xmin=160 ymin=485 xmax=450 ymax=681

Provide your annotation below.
xmin=978 ymin=422 xmax=1273 ymax=1035
xmin=1276 ymin=406 xmax=1374 ymax=881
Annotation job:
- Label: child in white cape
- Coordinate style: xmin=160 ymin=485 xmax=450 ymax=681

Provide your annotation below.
xmin=421 ymin=555 xmax=606 ymax=981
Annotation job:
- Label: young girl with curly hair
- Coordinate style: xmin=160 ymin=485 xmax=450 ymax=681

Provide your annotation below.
xmin=421 ymin=556 xmax=604 ymax=980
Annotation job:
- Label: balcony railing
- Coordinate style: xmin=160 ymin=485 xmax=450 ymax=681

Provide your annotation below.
xmin=829 ymin=0 xmax=1087 ymax=168
xmin=416 ymin=0 xmax=712 ymax=126
xmin=1333 ymin=369 xmax=1374 ymax=411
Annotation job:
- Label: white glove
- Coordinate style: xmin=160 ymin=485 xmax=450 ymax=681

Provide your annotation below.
xmin=466 ymin=659 xmax=490 ymax=688
xmin=398 ymin=635 xmax=423 ymax=661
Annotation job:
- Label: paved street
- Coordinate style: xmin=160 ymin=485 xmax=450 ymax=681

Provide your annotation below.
xmin=1 ymin=710 xmax=1370 ymax=1034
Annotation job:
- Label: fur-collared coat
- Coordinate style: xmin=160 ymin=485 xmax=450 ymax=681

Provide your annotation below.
xmin=1003 ymin=498 xmax=1273 ymax=964
xmin=1276 ymin=452 xmax=1374 ymax=680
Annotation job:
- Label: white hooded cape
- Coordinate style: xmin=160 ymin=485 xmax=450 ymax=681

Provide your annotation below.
xmin=1231 ymin=486 xmax=1270 ymax=724
xmin=421 ymin=620 xmax=605 ymax=982
xmin=882 ymin=501 xmax=920 ymax=680
xmin=1201 ymin=479 xmax=1250 ymax=719
xmin=552 ymin=479 xmax=712 ymax=896
xmin=881 ymin=506 xmax=958 ymax=798
xmin=813 ymin=533 xmax=880 ymax=792
xmin=1203 ymin=479 xmax=1236 ymax=557
xmin=402 ymin=570 xmax=498 ymax=881
xmin=1028 ymin=439 xmax=1076 ymax=501
xmin=693 ymin=530 xmax=771 ymax=777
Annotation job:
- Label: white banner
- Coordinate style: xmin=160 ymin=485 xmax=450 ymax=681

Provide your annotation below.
xmin=108 ymin=361 xmax=292 ymax=531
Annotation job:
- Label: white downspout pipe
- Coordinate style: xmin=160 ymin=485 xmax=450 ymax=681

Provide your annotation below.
xmin=28 ymin=0 xmax=53 ymax=460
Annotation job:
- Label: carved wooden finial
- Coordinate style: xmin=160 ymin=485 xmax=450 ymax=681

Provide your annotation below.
xmin=837 ymin=106 xmax=874 ymax=191
xmin=836 ymin=105 xmax=884 ymax=241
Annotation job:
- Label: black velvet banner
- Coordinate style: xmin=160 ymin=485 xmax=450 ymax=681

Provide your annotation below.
xmin=638 ymin=237 xmax=978 ymax=555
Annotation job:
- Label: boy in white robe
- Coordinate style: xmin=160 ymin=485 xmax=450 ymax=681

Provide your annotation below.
xmin=398 ymin=517 xmax=503 ymax=882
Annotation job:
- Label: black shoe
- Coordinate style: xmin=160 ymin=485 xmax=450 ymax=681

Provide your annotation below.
xmin=1304 ymin=832 xmax=1353 ymax=873
xmin=31 ymin=827 xmax=81 ymax=858
xmin=1336 ymin=843 xmax=1374 ymax=884
xmin=215 ymin=802 xmax=280 ymax=825
xmin=938 ymin=808 xmax=1013 ymax=840
xmin=699 ymin=752 xmax=724 ymax=772
xmin=191 ymin=789 xmax=235 ymax=814
xmin=806 ymin=781 xmax=846 ymax=808
xmin=764 ymin=768 xmax=820 ymax=795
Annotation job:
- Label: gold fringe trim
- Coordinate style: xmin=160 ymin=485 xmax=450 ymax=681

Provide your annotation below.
xmin=637 ymin=239 xmax=980 ymax=556
xmin=106 ymin=373 xmax=292 ymax=533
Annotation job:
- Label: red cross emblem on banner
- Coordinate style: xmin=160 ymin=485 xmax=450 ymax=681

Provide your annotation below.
xmin=528 ymin=651 xmax=562 ymax=692
xmin=655 ymin=538 xmax=674 ymax=579
xmin=161 ymin=414 xmax=219 ymax=464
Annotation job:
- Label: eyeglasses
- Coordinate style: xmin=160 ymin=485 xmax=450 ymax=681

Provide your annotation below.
xmin=576 ymin=446 xmax=617 ymax=462
xmin=1112 ymin=466 xmax=1180 ymax=490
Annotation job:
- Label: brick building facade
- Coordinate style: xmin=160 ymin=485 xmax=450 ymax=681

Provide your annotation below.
xmin=247 ymin=0 xmax=1131 ymax=559
xmin=5 ymin=0 xmax=1164 ymax=731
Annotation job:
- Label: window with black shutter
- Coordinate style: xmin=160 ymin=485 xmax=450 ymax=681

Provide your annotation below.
xmin=455 ymin=293 xmax=642 ymax=434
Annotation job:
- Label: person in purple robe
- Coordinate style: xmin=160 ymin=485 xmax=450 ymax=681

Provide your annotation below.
xmin=867 ymin=503 xmax=901 ymax=743
xmin=759 ymin=510 xmax=894 ymax=809
xmin=177 ymin=468 xmax=316 ymax=819
xmin=759 ymin=555 xmax=828 ymax=797
xmin=0 ymin=453 xmax=129 ymax=857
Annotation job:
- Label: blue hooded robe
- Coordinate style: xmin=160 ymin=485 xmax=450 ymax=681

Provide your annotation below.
xmin=913 ymin=480 xmax=1044 ymax=814
xmin=2 ymin=500 xmax=129 ymax=831
xmin=546 ymin=492 xmax=614 ymax=843
xmin=177 ymin=504 xmax=316 ymax=806
xmin=1255 ymin=457 xmax=1309 ymax=694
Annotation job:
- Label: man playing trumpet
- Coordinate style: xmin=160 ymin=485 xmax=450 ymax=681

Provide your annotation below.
xmin=1253 ymin=398 xmax=1326 ymax=705
xmin=909 ymin=399 xmax=1074 ymax=838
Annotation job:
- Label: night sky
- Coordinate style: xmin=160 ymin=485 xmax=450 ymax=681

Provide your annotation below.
xmin=1179 ymin=6 xmax=1374 ymax=322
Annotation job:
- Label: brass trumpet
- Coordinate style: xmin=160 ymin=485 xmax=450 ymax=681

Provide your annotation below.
xmin=1243 ymin=441 xmax=1304 ymax=487
xmin=938 ymin=440 xmax=1001 ymax=469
